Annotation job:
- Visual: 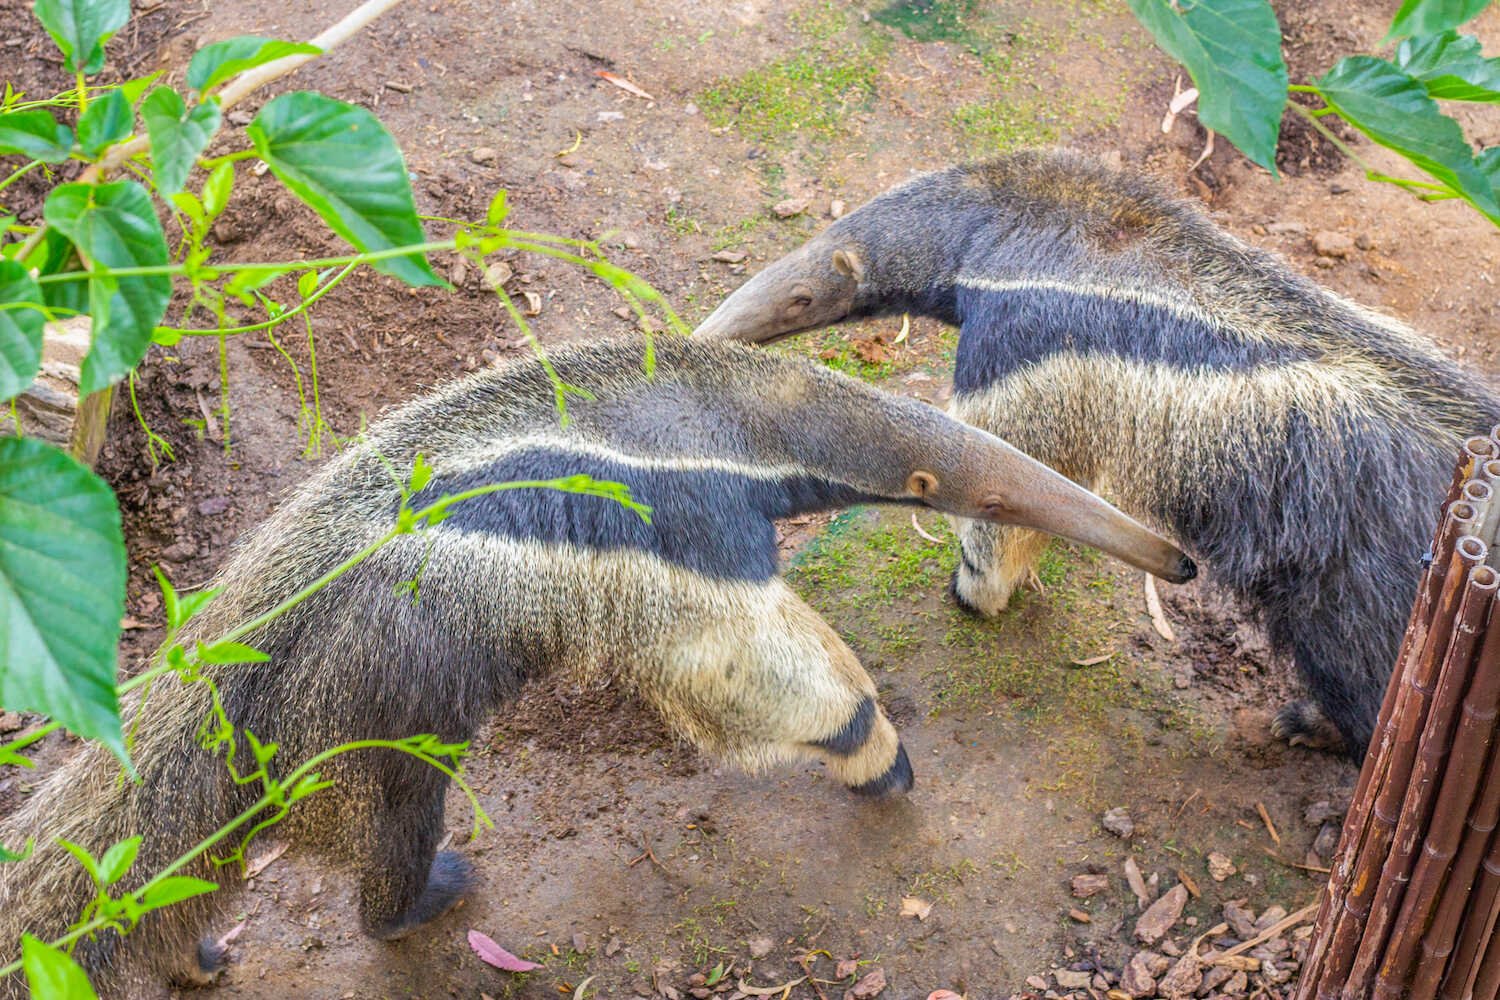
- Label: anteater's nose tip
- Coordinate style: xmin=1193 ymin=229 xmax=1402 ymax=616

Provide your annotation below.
xmin=1175 ymin=554 xmax=1198 ymax=583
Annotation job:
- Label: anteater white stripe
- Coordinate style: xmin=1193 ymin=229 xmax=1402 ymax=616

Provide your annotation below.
xmin=954 ymin=274 xmax=1221 ymax=330
xmin=425 ymin=432 xmax=822 ymax=484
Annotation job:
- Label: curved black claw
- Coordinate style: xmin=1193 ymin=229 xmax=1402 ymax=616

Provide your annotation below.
xmin=371 ymin=851 xmax=476 ymax=942
xmin=1271 ymin=700 xmax=1347 ymax=753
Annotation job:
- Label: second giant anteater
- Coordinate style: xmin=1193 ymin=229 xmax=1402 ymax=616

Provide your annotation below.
xmin=694 ymin=150 xmax=1500 ymax=757
xmin=0 ymin=336 xmax=1190 ymax=996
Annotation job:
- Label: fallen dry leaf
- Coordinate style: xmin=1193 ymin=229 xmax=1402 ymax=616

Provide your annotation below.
xmin=467 ymin=929 xmax=543 ymax=972
xmin=595 ymin=69 xmax=654 ymax=100
xmin=894 ymin=312 xmax=910 ymax=344
xmin=836 ymin=958 xmax=859 ymax=979
xmin=927 ymin=992 xmax=963 ymax=1000
xmin=901 ymin=896 xmax=933 ymax=920
xmin=244 ymin=841 xmax=289 ymax=880
xmin=1144 ymin=573 xmax=1176 ymax=642
xmin=1124 ymin=856 xmax=1151 ymax=908
xmin=1071 ymin=652 xmax=1115 ymax=667
xmin=850 ymin=968 xmax=888 ymax=998
xmin=853 ymin=335 xmax=891 ymax=364
xmin=738 ymin=977 xmax=807 ymax=996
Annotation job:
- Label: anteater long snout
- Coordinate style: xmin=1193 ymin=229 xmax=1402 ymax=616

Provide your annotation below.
xmin=955 ymin=431 xmax=1196 ymax=584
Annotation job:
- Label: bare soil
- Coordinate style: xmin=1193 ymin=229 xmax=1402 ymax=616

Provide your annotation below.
xmin=3 ymin=0 xmax=1500 ymax=997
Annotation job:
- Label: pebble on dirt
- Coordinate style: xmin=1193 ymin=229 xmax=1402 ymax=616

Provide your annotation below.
xmin=469 ymin=146 xmax=498 ymax=165
xmin=1103 ymin=807 xmax=1135 ymax=838
xmin=1206 ymin=852 xmax=1236 ymax=882
xmin=773 ymin=198 xmax=809 ymax=218
xmin=1119 ymin=951 xmax=1160 ymax=997
xmin=1072 ymin=873 xmax=1110 ymax=898
xmin=1223 ymin=899 xmax=1258 ymax=940
xmin=747 ymin=937 xmax=773 ymax=959
xmin=1134 ymin=884 xmax=1189 ymax=944
xmin=1311 ymin=230 xmax=1354 ymax=258
xmin=848 ymin=967 xmax=887 ymax=998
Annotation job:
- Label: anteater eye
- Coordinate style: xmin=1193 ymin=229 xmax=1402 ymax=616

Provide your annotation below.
xmin=787 ymin=295 xmax=812 ymax=316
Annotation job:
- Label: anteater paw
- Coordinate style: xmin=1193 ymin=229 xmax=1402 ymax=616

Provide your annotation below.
xmin=947 ymin=570 xmax=984 ymax=617
xmin=849 ymin=742 xmax=914 ymax=798
xmin=370 ymin=851 xmax=476 ymax=941
xmin=167 ymin=935 xmax=229 ymax=988
xmin=1270 ymin=700 xmax=1346 ymax=752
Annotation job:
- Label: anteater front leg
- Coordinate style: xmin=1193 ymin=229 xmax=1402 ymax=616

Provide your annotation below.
xmin=334 ymin=756 xmax=475 ymax=940
xmin=949 ymin=518 xmax=1052 ymax=617
xmin=641 ymin=582 xmax=913 ymax=796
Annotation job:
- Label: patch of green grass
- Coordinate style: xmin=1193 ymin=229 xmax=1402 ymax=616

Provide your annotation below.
xmin=789 ymin=0 xmax=851 ymax=42
xmin=950 ymin=99 xmax=1061 ymax=152
xmin=772 ymin=328 xmax=895 ymax=382
xmin=665 ymin=206 xmax=702 ymax=237
xmin=873 ymin=0 xmax=981 ymax=47
xmin=699 ymin=33 xmax=889 ymax=146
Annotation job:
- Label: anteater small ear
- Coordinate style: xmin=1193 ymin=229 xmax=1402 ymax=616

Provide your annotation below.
xmin=832 ymin=248 xmax=866 ymax=283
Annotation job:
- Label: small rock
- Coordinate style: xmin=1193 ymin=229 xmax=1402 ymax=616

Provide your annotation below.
xmin=598 ymin=111 xmax=625 ymax=122
xmin=773 ymin=198 xmax=809 ymax=218
xmin=1314 ymin=256 xmax=1336 ymax=269
xmin=606 ymin=937 xmax=623 ymax=957
xmin=747 ymin=937 xmax=773 ymax=959
xmin=448 ymin=260 xmax=468 ymax=287
xmin=835 ymin=958 xmax=859 ymax=979
xmin=1304 ymin=799 xmax=1342 ymax=826
xmin=1206 ymin=852 xmax=1236 ymax=882
xmin=483 ymin=261 xmax=514 ymax=290
xmin=1124 ymin=857 xmax=1152 ymax=907
xmin=711 ymin=250 xmax=748 ymax=264
xmin=212 ymin=219 xmax=240 ymax=244
xmin=1145 ymin=954 xmax=1171 ymax=977
xmin=1072 ymin=874 xmax=1110 ymax=898
xmin=572 ymin=932 xmax=589 ymax=953
xmin=1159 ymin=955 xmax=1202 ymax=998
xmin=850 ymin=968 xmax=887 ymax=998
xmin=1224 ymin=899 xmax=1258 ymax=940
xmin=1255 ymin=905 xmax=1288 ymax=931
xmin=1312 ymin=231 xmax=1354 ymax=258
xmin=161 ymin=540 xmax=197 ymax=562
xmin=1355 ymin=233 xmax=1374 ymax=251
xmin=613 ymin=306 xmax=634 ymax=320
xmin=1027 ymin=976 xmax=1050 ymax=991
xmin=1135 ymin=884 xmax=1189 ymax=944
xmin=1055 ymin=970 xmax=1092 ymax=989
xmin=1068 ymin=909 xmax=1091 ymax=923
xmin=1313 ymin=822 xmax=1339 ymax=860
xmin=197 ymin=496 xmax=231 ymax=517
xmin=1199 ymin=965 xmax=1234 ymax=995
xmin=1101 ymin=150 xmax=1124 ymax=170
xmin=830 ymin=198 xmax=847 ymax=219
xmin=1161 ymin=939 xmax=1182 ymax=957
xmin=687 ymin=973 xmax=707 ymax=988
xmin=0 ymin=711 xmax=22 ymax=734
xmin=1224 ymin=970 xmax=1249 ymax=995
xmin=470 ymin=146 xmax=499 ymax=165
xmin=1261 ymin=959 xmax=1292 ymax=984
xmin=1119 ymin=953 xmax=1159 ymax=998
xmin=1103 ymin=807 xmax=1135 ymax=839
xmin=1265 ymin=221 xmax=1307 ymax=236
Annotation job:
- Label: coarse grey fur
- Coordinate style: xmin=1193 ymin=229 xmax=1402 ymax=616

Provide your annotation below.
xmin=0 ymin=336 xmax=1190 ymax=996
xmin=694 ymin=149 xmax=1500 ymax=757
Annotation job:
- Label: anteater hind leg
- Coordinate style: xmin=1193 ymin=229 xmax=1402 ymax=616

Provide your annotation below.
xmin=644 ymin=583 xmax=913 ymax=796
xmin=339 ymin=762 xmax=475 ymax=941
xmin=948 ymin=518 xmax=1051 ymax=617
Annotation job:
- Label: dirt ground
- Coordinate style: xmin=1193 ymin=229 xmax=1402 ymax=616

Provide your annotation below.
xmin=4 ymin=0 xmax=1500 ymax=997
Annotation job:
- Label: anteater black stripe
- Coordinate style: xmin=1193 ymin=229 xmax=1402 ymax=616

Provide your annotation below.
xmin=810 ymin=697 xmax=876 ymax=756
xmin=850 ymin=742 xmax=914 ymax=797
xmin=410 ymin=447 xmax=886 ymax=582
xmin=952 ymin=285 xmax=1318 ymax=393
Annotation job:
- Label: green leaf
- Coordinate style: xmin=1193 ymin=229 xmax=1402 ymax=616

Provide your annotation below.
xmin=0 ymin=260 xmax=46 ymax=401
xmin=57 ymin=838 xmax=103 ymax=884
xmin=1387 ymin=0 xmax=1491 ymax=41
xmin=21 ymin=934 xmax=100 ymax=999
xmin=0 ymin=437 xmax=126 ymax=761
xmin=187 ymin=36 xmax=321 ymax=95
xmin=137 ymin=875 xmax=217 ymax=912
xmin=0 ymin=838 xmax=33 ymax=863
xmin=1479 ymin=145 xmax=1500 ymax=187
xmin=1126 ymin=0 xmax=1289 ymax=174
xmin=32 ymin=228 xmax=88 ymax=320
xmin=75 ymin=88 xmax=132 ymax=158
xmin=1314 ymin=56 xmax=1500 ymax=223
xmin=42 ymin=180 xmax=171 ymax=393
xmin=486 ymin=189 xmax=508 ymax=225
xmin=246 ymin=92 xmax=442 ymax=287
xmin=0 ymin=110 xmax=74 ymax=163
xmin=99 ymin=835 xmax=140 ymax=885
xmin=202 ymin=162 xmax=234 ymax=219
xmin=141 ymin=87 xmax=221 ymax=197
xmin=1395 ymin=31 xmax=1500 ymax=102
xmin=31 ymin=0 xmax=131 ymax=75
xmin=117 ymin=71 xmax=161 ymax=108
xmin=194 ymin=640 xmax=269 ymax=665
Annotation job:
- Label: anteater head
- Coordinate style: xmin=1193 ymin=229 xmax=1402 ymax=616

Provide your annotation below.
xmin=776 ymin=356 xmax=1196 ymax=584
xmin=693 ymin=234 xmax=870 ymax=344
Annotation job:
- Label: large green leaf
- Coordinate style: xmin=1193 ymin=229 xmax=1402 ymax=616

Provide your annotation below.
xmin=42 ymin=180 xmax=170 ymax=393
xmin=22 ymin=934 xmax=101 ymax=999
xmin=31 ymin=0 xmax=130 ymax=75
xmin=140 ymin=86 xmax=222 ymax=196
xmin=1395 ymin=31 xmax=1500 ymax=102
xmin=246 ymin=92 xmax=442 ymax=287
xmin=0 ymin=260 xmax=46 ymax=401
xmin=0 ymin=110 xmax=74 ymax=163
xmin=75 ymin=88 xmax=133 ymax=159
xmin=1127 ymin=0 xmax=1289 ymax=174
xmin=1314 ymin=56 xmax=1500 ymax=223
xmin=1387 ymin=0 xmax=1492 ymax=41
xmin=186 ymin=37 xmax=321 ymax=95
xmin=0 ymin=437 xmax=125 ymax=763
